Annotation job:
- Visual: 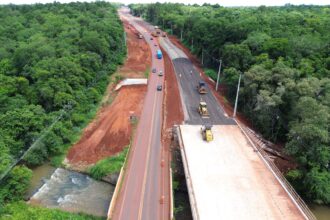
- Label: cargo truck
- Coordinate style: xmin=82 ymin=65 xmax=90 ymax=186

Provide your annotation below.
xmin=157 ymin=50 xmax=162 ymax=59
xmin=197 ymin=81 xmax=207 ymax=94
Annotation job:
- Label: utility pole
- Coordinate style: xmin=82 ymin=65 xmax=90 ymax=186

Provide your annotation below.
xmin=123 ymin=31 xmax=127 ymax=46
xmin=233 ymin=72 xmax=242 ymax=118
xmin=171 ymin=23 xmax=173 ymax=35
xmin=180 ymin=29 xmax=183 ymax=41
xmin=215 ymin=59 xmax=222 ymax=91
xmin=123 ymin=31 xmax=128 ymax=55
xmin=201 ymin=48 xmax=204 ymax=66
xmin=191 ymin=38 xmax=194 ymax=50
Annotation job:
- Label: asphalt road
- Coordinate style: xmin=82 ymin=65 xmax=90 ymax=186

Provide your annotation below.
xmin=112 ymin=9 xmax=169 ymax=220
xmin=172 ymin=58 xmax=235 ymax=125
xmin=134 ymin=15 xmax=234 ymax=125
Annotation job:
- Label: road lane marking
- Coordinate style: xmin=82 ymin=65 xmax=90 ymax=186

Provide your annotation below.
xmin=138 ymin=85 xmax=158 ymax=220
xmin=116 ymin=16 xmax=152 ymax=220
xmin=117 ymin=13 xmax=167 ymax=219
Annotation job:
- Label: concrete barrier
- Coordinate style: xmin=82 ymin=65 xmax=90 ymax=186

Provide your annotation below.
xmin=234 ymin=119 xmax=316 ymax=220
xmin=170 ymin=168 xmax=174 ymax=220
xmin=107 ymin=167 xmax=124 ymax=219
xmin=115 ymin=78 xmax=148 ymax=91
xmin=107 ymin=141 xmax=133 ymax=219
xmin=176 ymin=126 xmax=199 ymax=220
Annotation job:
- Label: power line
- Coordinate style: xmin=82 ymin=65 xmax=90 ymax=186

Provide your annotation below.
xmin=0 ymin=103 xmax=72 ymax=182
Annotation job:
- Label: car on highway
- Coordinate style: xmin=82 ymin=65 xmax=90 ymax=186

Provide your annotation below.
xmin=157 ymin=85 xmax=162 ymax=91
xmin=150 ymin=37 xmax=153 ymax=40
xmin=152 ymin=68 xmax=156 ymax=73
xmin=154 ymin=43 xmax=157 ymax=47
xmin=158 ymin=70 xmax=163 ymax=76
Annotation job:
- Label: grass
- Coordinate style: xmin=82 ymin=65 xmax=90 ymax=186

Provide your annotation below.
xmin=204 ymin=68 xmax=217 ymax=81
xmin=0 ymin=201 xmax=104 ymax=220
xmin=144 ymin=66 xmax=150 ymax=78
xmin=88 ymin=147 xmax=129 ymax=180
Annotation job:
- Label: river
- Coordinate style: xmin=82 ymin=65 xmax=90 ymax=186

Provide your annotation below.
xmin=309 ymin=204 xmax=330 ymax=220
xmin=26 ymin=164 xmax=114 ymax=217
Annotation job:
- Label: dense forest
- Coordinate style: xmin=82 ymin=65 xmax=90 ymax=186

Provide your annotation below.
xmin=0 ymin=1 xmax=125 ymax=214
xmin=130 ymin=3 xmax=330 ymax=204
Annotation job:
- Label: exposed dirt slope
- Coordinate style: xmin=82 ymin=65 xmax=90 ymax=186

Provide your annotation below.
xmin=65 ymin=20 xmax=151 ymax=170
xmin=119 ymin=20 xmax=151 ymax=78
xmin=162 ymin=46 xmax=184 ymax=132
xmin=67 ymin=85 xmax=147 ymax=167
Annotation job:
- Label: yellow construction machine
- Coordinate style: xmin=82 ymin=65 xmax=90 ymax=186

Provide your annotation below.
xmin=201 ymin=125 xmax=213 ymax=142
xmin=198 ymin=101 xmax=210 ymax=118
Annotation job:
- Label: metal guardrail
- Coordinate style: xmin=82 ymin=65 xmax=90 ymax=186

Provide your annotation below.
xmin=238 ymin=121 xmax=317 ymax=220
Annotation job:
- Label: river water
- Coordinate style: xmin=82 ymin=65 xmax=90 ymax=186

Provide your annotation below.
xmin=309 ymin=204 xmax=330 ymax=220
xmin=26 ymin=164 xmax=329 ymax=219
xmin=27 ymin=166 xmax=114 ymax=217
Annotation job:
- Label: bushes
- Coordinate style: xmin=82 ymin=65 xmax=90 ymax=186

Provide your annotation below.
xmin=0 ymin=201 xmax=104 ymax=220
xmin=0 ymin=2 xmax=126 ymax=172
xmin=0 ymin=166 xmax=32 ymax=205
xmin=89 ymin=147 xmax=128 ymax=180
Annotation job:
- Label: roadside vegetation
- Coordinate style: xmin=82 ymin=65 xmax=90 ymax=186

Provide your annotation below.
xmin=89 ymin=147 xmax=128 ymax=180
xmin=0 ymin=1 xmax=125 ymax=215
xmin=0 ymin=202 xmax=104 ymax=220
xmin=130 ymin=3 xmax=330 ymax=204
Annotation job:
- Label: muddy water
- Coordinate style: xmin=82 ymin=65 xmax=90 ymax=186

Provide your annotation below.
xmin=25 ymin=163 xmax=56 ymax=199
xmin=29 ymin=168 xmax=114 ymax=217
xmin=309 ymin=204 xmax=330 ymax=220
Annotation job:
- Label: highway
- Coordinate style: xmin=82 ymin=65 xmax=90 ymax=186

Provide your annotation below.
xmin=171 ymin=58 xmax=235 ymax=125
xmin=114 ymin=8 xmax=315 ymax=220
xmin=137 ymin=18 xmax=235 ymax=125
xmin=112 ymin=9 xmax=169 ymax=220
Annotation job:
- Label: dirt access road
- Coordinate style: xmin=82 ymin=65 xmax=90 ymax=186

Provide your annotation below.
xmin=65 ymin=13 xmax=151 ymax=170
xmin=112 ymin=9 xmax=169 ymax=220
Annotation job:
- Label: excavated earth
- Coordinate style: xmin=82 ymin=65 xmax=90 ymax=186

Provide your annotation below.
xmin=66 ymin=85 xmax=147 ymax=167
xmin=118 ymin=20 xmax=151 ymax=77
xmin=65 ymin=19 xmax=151 ymax=170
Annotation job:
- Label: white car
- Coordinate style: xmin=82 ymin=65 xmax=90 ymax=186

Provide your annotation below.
xmin=158 ymin=70 xmax=163 ymax=76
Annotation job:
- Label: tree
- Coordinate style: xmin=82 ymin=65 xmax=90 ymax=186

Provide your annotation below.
xmin=0 ymin=166 xmax=32 ymax=203
xmin=286 ymin=97 xmax=329 ymax=203
xmin=223 ymin=43 xmax=253 ymax=71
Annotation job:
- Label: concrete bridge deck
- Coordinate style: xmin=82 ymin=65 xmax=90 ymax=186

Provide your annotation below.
xmin=178 ymin=124 xmax=307 ymax=220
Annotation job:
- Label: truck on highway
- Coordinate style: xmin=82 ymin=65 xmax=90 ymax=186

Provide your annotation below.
xmin=198 ymin=101 xmax=210 ymax=118
xmin=154 ymin=26 xmax=161 ymax=35
xmin=197 ymin=81 xmax=207 ymax=94
xmin=157 ymin=49 xmax=162 ymax=59
xmin=151 ymin=31 xmax=158 ymax=37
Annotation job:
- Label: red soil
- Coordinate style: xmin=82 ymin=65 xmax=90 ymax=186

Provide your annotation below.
xmin=119 ymin=20 xmax=151 ymax=78
xmin=161 ymin=46 xmax=184 ymax=132
xmin=65 ymin=19 xmax=151 ymax=169
xmin=160 ymin=44 xmax=184 ymax=158
xmin=66 ymin=85 xmax=147 ymax=166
